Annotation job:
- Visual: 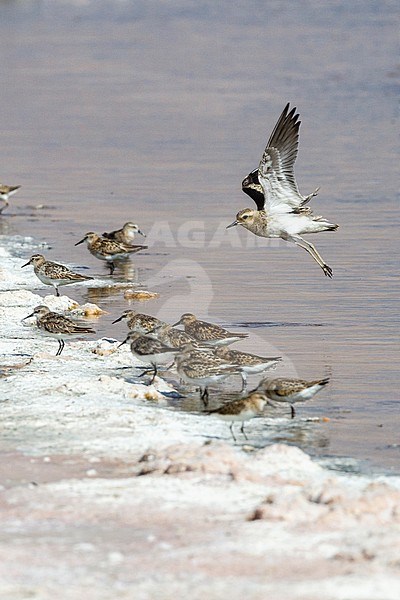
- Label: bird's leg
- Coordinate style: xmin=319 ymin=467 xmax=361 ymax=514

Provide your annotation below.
xmin=200 ymin=387 xmax=209 ymax=407
xmin=136 ymin=367 xmax=153 ymax=377
xmin=229 ymin=422 xmax=237 ymax=442
xmin=109 ymin=261 xmax=115 ymax=275
xmin=240 ymin=371 xmax=247 ymax=393
xmin=291 ymin=235 xmax=333 ymax=278
xmin=290 ymin=405 xmax=295 ymax=419
xmin=56 ymin=339 xmax=65 ymax=356
xmin=149 ymin=363 xmax=157 ymax=385
xmin=240 ymin=422 xmax=248 ymax=440
xmin=55 ymin=286 xmax=60 ymax=297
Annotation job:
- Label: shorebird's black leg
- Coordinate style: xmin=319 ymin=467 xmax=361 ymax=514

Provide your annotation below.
xmin=149 ymin=363 xmax=157 ymax=385
xmin=136 ymin=368 xmax=152 ymax=378
xmin=55 ymin=286 xmax=60 ymax=297
xmin=229 ymin=422 xmax=237 ymax=442
xmin=290 ymin=405 xmax=295 ymax=419
xmin=109 ymin=261 xmax=115 ymax=275
xmin=56 ymin=339 xmax=65 ymax=356
xmin=240 ymin=421 xmax=248 ymax=440
xmin=200 ymin=387 xmax=209 ymax=407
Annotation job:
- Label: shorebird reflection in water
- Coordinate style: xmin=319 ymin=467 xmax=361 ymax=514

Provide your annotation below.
xmin=22 ymin=305 xmax=95 ymax=356
xmin=227 ymin=103 xmax=338 ymax=277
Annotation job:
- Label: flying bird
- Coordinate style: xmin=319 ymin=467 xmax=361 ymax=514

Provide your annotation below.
xmin=227 ymin=103 xmax=338 ymax=277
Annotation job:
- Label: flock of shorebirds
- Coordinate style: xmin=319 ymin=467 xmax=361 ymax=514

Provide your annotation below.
xmin=4 ymin=103 xmax=336 ymax=441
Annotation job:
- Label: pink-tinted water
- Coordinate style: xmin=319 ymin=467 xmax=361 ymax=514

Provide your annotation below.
xmin=0 ymin=1 xmax=398 ymax=473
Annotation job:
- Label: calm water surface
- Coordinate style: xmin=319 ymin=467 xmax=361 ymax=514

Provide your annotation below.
xmin=0 ymin=1 xmax=399 ymax=473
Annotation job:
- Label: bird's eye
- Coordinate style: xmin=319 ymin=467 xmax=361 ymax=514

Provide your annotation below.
xmin=242 ymin=214 xmax=249 ymax=220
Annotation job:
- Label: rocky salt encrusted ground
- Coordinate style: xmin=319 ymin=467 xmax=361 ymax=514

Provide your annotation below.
xmin=1 ymin=247 xmax=400 ymax=600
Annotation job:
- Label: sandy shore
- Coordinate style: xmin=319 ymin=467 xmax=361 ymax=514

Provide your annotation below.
xmin=1 ymin=247 xmax=400 ymax=600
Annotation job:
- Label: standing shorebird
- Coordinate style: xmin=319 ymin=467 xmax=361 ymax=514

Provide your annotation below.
xmin=102 ymin=222 xmax=146 ymax=245
xmin=208 ymin=392 xmax=269 ymax=441
xmin=149 ymin=323 xmax=198 ymax=349
xmin=21 ymin=254 xmax=93 ymax=296
xmin=119 ymin=330 xmax=178 ymax=384
xmin=227 ymin=103 xmax=338 ymax=277
xmin=174 ymin=347 xmax=239 ymax=406
xmin=75 ymin=232 xmax=147 ymax=274
xmin=214 ymin=346 xmax=281 ymax=391
xmin=172 ymin=313 xmax=248 ymax=347
xmin=0 ymin=183 xmax=21 ymax=213
xmin=261 ymin=376 xmax=330 ymax=418
xmin=112 ymin=310 xmax=167 ymax=334
xmin=22 ymin=305 xmax=95 ymax=356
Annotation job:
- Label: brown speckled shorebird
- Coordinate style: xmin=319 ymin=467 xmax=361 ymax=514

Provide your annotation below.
xmin=214 ymin=346 xmax=282 ymax=391
xmin=208 ymin=392 xmax=269 ymax=441
xmin=261 ymin=376 xmax=330 ymax=418
xmin=119 ymin=330 xmax=178 ymax=384
xmin=150 ymin=323 xmax=198 ymax=349
xmin=172 ymin=313 xmax=248 ymax=347
xmin=102 ymin=222 xmax=146 ymax=245
xmin=174 ymin=347 xmax=239 ymax=406
xmin=227 ymin=103 xmax=338 ymax=277
xmin=112 ymin=310 xmax=167 ymax=334
xmin=0 ymin=183 xmax=21 ymax=213
xmin=21 ymin=254 xmax=93 ymax=296
xmin=22 ymin=305 xmax=95 ymax=356
xmin=75 ymin=231 xmax=147 ymax=274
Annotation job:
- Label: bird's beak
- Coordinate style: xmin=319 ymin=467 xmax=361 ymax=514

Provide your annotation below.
xmin=112 ymin=315 xmax=124 ymax=324
xmin=21 ymin=311 xmax=35 ymax=321
xmin=138 ymin=229 xmax=146 ymax=237
xmin=75 ymin=237 xmax=86 ymax=246
xmin=21 ymin=260 xmax=31 ymax=268
xmin=171 ymin=319 xmax=182 ymax=327
xmin=226 ymin=220 xmax=239 ymax=229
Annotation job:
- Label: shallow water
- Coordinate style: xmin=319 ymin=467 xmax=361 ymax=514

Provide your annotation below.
xmin=0 ymin=1 xmax=399 ymax=473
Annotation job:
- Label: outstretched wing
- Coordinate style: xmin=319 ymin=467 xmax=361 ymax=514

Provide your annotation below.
xmin=257 ymin=103 xmax=306 ymax=214
xmin=242 ymin=104 xmax=309 ymax=213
